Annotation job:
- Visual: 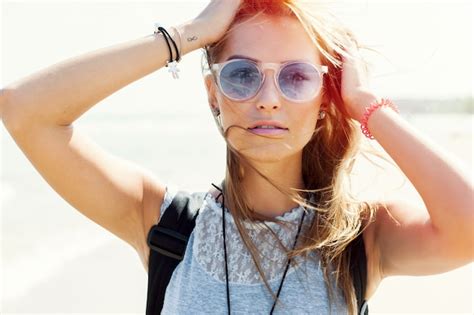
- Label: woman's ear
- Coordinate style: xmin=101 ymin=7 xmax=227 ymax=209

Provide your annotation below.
xmin=320 ymin=91 xmax=330 ymax=111
xmin=204 ymin=73 xmax=224 ymax=135
xmin=204 ymin=73 xmax=215 ymax=94
xmin=210 ymin=104 xmax=220 ymax=117
xmin=204 ymin=73 xmax=220 ymax=115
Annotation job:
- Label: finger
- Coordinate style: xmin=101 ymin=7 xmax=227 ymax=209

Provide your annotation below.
xmin=342 ymin=45 xmax=369 ymax=88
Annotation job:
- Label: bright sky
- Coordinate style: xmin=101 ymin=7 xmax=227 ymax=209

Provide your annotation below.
xmin=1 ymin=0 xmax=472 ymax=100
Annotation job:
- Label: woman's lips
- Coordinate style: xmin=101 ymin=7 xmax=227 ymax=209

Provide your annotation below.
xmin=248 ymin=127 xmax=288 ymax=135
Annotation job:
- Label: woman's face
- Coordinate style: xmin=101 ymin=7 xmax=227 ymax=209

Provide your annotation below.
xmin=206 ymin=14 xmax=326 ymax=163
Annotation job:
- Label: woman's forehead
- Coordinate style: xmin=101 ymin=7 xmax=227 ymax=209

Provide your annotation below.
xmin=220 ymin=15 xmax=321 ymax=64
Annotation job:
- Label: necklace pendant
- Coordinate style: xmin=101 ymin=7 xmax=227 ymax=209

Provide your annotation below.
xmin=167 ymin=61 xmax=180 ymax=79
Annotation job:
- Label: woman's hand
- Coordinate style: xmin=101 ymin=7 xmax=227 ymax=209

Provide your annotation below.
xmin=340 ymin=42 xmax=380 ymax=122
xmin=189 ymin=0 xmax=243 ymax=48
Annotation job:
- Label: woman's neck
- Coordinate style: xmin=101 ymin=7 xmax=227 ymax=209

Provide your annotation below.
xmin=210 ymin=154 xmax=306 ymax=219
xmin=241 ymin=165 xmax=304 ymax=218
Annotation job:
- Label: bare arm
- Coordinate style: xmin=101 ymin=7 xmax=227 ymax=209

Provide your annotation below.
xmin=340 ymin=45 xmax=473 ymax=279
xmin=1 ymin=21 xmax=201 ymax=126
xmin=0 ymin=21 xmax=203 ymax=250
xmin=357 ymin=96 xmax=473 ymax=277
xmin=1 ymin=0 xmax=243 ymax=268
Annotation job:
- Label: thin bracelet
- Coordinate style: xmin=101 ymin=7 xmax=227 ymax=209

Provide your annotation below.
xmin=153 ymin=23 xmax=181 ymax=79
xmin=360 ymin=98 xmax=399 ymax=139
xmin=158 ymin=26 xmax=179 ymax=62
xmin=154 ymin=24 xmax=172 ymax=63
xmin=169 ymin=26 xmax=182 ymax=62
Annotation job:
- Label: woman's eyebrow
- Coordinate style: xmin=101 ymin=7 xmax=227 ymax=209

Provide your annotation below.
xmin=225 ymin=54 xmax=296 ymax=63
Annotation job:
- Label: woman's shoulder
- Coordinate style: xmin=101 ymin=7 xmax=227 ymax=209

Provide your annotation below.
xmin=137 ymin=183 xmax=212 ymax=272
xmin=159 ymin=184 xmax=218 ymax=217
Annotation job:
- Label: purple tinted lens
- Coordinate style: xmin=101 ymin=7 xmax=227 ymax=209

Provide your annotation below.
xmin=219 ymin=60 xmax=261 ymax=100
xmin=278 ymin=63 xmax=321 ymax=101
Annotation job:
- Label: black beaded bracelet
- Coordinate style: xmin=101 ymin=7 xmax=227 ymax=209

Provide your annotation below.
xmin=154 ymin=24 xmax=180 ymax=63
xmin=154 ymin=23 xmax=181 ymax=79
xmin=163 ymin=27 xmax=181 ymax=62
xmin=154 ymin=27 xmax=172 ymax=64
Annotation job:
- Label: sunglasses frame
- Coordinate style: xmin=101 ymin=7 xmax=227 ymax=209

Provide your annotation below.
xmin=211 ymin=58 xmax=328 ymax=103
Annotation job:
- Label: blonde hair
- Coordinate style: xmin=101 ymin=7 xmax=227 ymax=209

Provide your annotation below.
xmin=200 ymin=1 xmax=383 ymax=314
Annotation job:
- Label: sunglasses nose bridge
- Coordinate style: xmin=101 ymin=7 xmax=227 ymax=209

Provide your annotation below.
xmin=255 ymin=63 xmax=284 ymax=107
xmin=261 ymin=63 xmax=280 ymax=83
xmin=259 ymin=63 xmax=283 ymax=94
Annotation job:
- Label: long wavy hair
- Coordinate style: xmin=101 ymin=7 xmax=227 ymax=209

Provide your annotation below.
xmin=200 ymin=1 xmax=383 ymax=314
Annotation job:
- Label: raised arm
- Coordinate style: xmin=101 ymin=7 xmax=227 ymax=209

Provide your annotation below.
xmin=1 ymin=0 xmax=244 ymax=270
xmin=340 ymin=46 xmax=473 ymax=281
xmin=0 ymin=20 xmax=203 ymax=252
xmin=1 ymin=23 xmax=201 ymax=127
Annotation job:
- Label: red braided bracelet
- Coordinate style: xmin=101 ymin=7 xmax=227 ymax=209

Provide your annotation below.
xmin=360 ymin=98 xmax=399 ymax=139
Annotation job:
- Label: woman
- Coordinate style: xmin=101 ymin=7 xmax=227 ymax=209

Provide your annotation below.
xmin=1 ymin=0 xmax=472 ymax=314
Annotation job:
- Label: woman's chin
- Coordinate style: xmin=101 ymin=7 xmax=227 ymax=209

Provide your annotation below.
xmin=226 ymin=132 xmax=307 ymax=162
xmin=236 ymin=145 xmax=298 ymax=163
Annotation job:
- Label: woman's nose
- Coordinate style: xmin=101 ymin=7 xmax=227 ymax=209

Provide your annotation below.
xmin=255 ymin=71 xmax=282 ymax=111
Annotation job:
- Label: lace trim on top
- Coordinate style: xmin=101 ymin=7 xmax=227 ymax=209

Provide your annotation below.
xmin=194 ymin=192 xmax=317 ymax=284
xmin=159 ymin=185 xmax=318 ymax=285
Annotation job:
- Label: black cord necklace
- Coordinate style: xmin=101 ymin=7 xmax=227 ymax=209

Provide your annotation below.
xmin=211 ymin=183 xmax=306 ymax=315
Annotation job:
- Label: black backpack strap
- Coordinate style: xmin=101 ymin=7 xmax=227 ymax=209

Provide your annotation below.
xmin=349 ymin=229 xmax=369 ymax=315
xmin=145 ymin=190 xmax=205 ymax=315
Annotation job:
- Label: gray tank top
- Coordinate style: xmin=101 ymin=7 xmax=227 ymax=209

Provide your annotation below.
xmin=159 ymin=185 xmax=349 ymax=314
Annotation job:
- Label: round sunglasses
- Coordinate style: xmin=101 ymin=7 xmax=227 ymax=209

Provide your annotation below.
xmin=211 ymin=58 xmax=328 ymax=103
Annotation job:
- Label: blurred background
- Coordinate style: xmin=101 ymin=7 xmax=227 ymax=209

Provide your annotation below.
xmin=1 ymin=0 xmax=472 ymax=313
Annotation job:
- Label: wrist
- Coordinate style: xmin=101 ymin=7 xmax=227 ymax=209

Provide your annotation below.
xmin=175 ymin=20 xmax=205 ymax=56
xmin=345 ymin=90 xmax=380 ymax=122
xmin=360 ymin=98 xmax=399 ymax=139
